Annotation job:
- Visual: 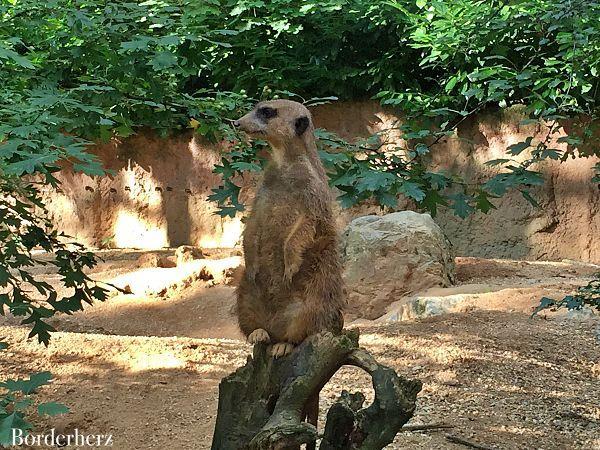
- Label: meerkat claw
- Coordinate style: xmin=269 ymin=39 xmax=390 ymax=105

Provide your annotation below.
xmin=270 ymin=342 xmax=295 ymax=358
xmin=247 ymin=328 xmax=270 ymax=344
xmin=283 ymin=267 xmax=294 ymax=284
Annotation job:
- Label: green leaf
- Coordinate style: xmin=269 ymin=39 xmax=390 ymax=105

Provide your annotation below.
xmin=0 ymin=267 xmax=9 ymax=286
xmin=73 ymin=161 xmax=105 ymax=177
xmin=413 ymin=143 xmax=429 ymax=155
xmin=539 ymin=148 xmax=562 ymax=160
xmin=485 ymin=159 xmax=511 ymax=166
xmin=120 ymin=37 xmax=153 ymax=52
xmin=318 ymin=150 xmax=349 ymax=165
xmin=4 ymin=154 xmax=60 ymax=176
xmin=531 ymin=297 xmax=556 ymax=317
xmin=445 ymin=76 xmax=458 ymax=92
xmin=557 ymin=136 xmax=581 ymax=145
xmin=421 ymin=190 xmax=448 ymax=217
xmin=214 ymin=205 xmax=242 ymax=218
xmin=424 ymin=172 xmax=450 ymax=190
xmin=99 ymin=118 xmax=115 ymax=126
xmin=376 ymin=192 xmax=398 ymax=208
xmin=449 ymin=193 xmax=474 ymax=218
xmin=37 ymin=402 xmax=70 ymax=416
xmin=507 ymin=137 xmax=533 ymax=156
xmin=0 ymin=46 xmax=35 ymax=69
xmin=331 ymin=171 xmax=358 ymax=187
xmin=520 ymin=189 xmax=539 ymax=207
xmin=398 ymin=181 xmax=426 ymax=202
xmin=27 ymin=319 xmax=55 ymax=345
xmin=483 ymin=175 xmax=509 ymax=196
xmin=1 ymin=372 xmax=52 ymax=395
xmin=207 ymin=186 xmax=233 ymax=204
xmin=230 ymin=161 xmax=262 ymax=172
xmin=0 ymin=413 xmax=32 ymax=446
xmin=337 ymin=192 xmax=357 ymax=209
xmin=475 ymin=191 xmax=497 ymax=214
xmin=355 ymin=171 xmax=396 ymax=192
xmin=150 ymin=51 xmax=178 ymax=70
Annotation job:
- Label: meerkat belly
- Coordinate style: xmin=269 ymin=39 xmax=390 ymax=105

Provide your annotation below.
xmin=251 ymin=194 xmax=300 ymax=281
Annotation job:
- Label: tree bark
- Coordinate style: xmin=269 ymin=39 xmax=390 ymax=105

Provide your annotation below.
xmin=211 ymin=330 xmax=422 ymax=450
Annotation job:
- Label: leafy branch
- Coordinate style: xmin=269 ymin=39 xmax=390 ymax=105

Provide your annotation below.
xmin=532 ymin=274 xmax=600 ymax=316
xmin=0 ymin=371 xmax=69 ymax=446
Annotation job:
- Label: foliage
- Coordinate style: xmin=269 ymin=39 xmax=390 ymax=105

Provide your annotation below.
xmin=208 ymin=134 xmax=268 ymax=217
xmin=2 ymin=0 xmax=599 ymax=219
xmin=204 ymin=0 xmax=600 ymax=215
xmin=371 ymin=0 xmax=600 ymax=210
xmin=0 ymin=1 xmax=265 ymax=437
xmin=0 ymin=0 xmax=598 ymax=301
xmin=0 ymin=371 xmax=69 ymax=446
xmin=0 ymin=176 xmax=107 ymax=441
xmin=532 ymin=274 xmax=600 ymax=316
xmin=0 ymin=178 xmax=110 ymax=346
xmin=316 ymin=0 xmax=600 ymax=214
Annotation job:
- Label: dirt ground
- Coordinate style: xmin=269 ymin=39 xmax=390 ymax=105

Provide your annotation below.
xmin=1 ymin=251 xmax=599 ymax=449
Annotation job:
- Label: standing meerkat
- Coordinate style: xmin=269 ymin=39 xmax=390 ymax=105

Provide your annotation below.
xmin=233 ymin=99 xmax=346 ymax=358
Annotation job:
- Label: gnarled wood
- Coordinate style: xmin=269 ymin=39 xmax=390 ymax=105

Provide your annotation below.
xmin=211 ymin=330 xmax=422 ymax=450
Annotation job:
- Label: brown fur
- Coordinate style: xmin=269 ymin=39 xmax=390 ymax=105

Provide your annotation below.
xmin=234 ymin=100 xmax=346 ymax=347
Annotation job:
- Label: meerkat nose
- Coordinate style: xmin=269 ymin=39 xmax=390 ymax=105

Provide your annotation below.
xmin=233 ymin=120 xmax=240 ymax=128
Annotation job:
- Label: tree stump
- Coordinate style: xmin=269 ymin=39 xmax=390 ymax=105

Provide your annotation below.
xmin=211 ymin=330 xmax=422 ymax=450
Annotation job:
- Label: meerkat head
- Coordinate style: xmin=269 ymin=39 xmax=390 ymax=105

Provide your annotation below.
xmin=233 ymin=99 xmax=314 ymax=152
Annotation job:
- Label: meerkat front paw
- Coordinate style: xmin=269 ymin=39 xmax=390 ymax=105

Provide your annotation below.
xmin=283 ymin=262 xmax=299 ymax=284
xmin=247 ymin=328 xmax=270 ymax=344
xmin=270 ymin=342 xmax=295 ymax=358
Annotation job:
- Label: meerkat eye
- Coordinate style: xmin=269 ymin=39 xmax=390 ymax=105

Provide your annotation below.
xmin=257 ymin=107 xmax=278 ymax=120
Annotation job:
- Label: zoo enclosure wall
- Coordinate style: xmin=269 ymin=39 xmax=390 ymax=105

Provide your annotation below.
xmin=40 ymin=101 xmax=600 ymax=264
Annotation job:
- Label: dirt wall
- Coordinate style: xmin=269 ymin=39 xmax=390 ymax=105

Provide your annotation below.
xmin=42 ymin=133 xmax=246 ymax=249
xmin=315 ymin=103 xmax=600 ymax=263
xmin=42 ymin=102 xmax=600 ymax=262
xmin=428 ymin=110 xmax=600 ymax=262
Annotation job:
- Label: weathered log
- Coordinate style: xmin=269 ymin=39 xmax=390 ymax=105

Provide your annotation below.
xmin=211 ymin=330 xmax=422 ymax=450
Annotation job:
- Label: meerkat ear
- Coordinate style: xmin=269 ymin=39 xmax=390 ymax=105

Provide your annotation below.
xmin=294 ymin=116 xmax=310 ymax=136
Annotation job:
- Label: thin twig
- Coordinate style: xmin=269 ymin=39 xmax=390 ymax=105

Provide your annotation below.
xmin=401 ymin=423 xmax=454 ymax=432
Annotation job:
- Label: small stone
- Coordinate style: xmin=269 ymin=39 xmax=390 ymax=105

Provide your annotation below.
xmin=175 ymin=245 xmax=204 ymax=265
xmin=158 ymin=256 xmax=177 ymax=268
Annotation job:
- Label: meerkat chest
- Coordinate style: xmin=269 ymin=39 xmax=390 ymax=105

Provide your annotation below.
xmin=249 ymin=185 xmax=304 ymax=244
xmin=253 ymin=187 xmax=297 ymax=224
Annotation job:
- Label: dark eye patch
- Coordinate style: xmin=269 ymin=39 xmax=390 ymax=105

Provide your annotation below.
xmin=256 ymin=106 xmax=278 ymax=120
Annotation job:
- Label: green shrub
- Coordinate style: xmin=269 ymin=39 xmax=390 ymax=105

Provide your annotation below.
xmin=2 ymin=1 xmax=598 ymax=218
xmin=533 ymin=274 xmax=600 ymax=316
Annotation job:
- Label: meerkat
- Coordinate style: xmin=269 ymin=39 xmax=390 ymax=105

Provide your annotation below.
xmin=233 ymin=99 xmax=346 ymax=359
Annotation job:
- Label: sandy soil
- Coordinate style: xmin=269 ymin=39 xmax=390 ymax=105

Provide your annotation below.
xmin=1 ymin=252 xmax=599 ymax=449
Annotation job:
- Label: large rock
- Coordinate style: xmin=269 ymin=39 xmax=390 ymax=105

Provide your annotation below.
xmin=341 ymin=211 xmax=455 ymax=320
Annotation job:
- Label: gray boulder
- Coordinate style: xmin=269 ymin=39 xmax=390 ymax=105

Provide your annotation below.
xmin=341 ymin=211 xmax=455 ymax=319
